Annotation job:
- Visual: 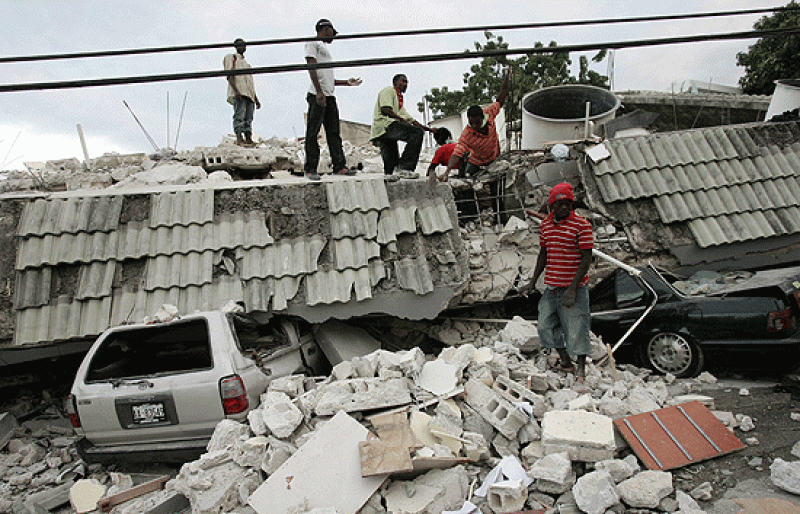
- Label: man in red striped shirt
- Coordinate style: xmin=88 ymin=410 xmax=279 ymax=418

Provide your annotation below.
xmin=532 ymin=182 xmax=594 ymax=381
xmin=435 ymin=68 xmax=512 ymax=182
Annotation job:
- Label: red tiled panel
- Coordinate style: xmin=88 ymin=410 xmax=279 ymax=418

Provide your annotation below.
xmin=613 ymin=401 xmax=745 ymax=471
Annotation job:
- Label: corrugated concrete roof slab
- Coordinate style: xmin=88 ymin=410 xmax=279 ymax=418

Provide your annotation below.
xmin=9 ymin=177 xmax=468 ymax=346
xmin=585 ymin=121 xmax=800 ymax=250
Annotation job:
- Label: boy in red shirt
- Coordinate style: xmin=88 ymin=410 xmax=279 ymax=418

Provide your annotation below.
xmin=531 ymin=182 xmax=594 ymax=381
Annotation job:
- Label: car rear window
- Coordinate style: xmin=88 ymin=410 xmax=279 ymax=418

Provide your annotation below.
xmin=85 ymin=319 xmax=213 ymax=382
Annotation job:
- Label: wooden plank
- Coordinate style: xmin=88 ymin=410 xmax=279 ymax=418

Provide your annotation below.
xmin=613 ymin=401 xmax=745 ymax=471
xmin=97 ymin=475 xmax=169 ymax=512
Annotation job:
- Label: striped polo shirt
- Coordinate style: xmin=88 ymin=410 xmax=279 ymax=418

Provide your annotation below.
xmin=453 ymin=102 xmax=501 ymax=166
xmin=539 ymin=210 xmax=594 ymax=288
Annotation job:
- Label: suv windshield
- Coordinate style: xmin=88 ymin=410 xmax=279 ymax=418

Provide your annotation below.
xmin=85 ymin=319 xmax=213 ymax=382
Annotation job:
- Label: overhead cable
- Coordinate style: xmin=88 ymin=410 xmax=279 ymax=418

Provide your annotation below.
xmin=0 ymin=27 xmax=798 ymax=93
xmin=0 ymin=6 xmax=789 ymax=64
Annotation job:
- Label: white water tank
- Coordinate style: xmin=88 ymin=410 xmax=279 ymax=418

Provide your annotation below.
xmin=766 ymin=79 xmax=800 ymax=120
xmin=521 ymin=85 xmax=620 ymax=150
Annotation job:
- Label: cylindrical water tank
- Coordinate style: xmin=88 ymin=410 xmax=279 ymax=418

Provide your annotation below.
xmin=521 ymin=85 xmax=620 ymax=150
xmin=765 ymin=79 xmax=800 ymax=120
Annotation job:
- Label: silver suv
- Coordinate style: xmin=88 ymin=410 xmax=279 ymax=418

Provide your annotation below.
xmin=67 ymin=310 xmax=324 ymax=463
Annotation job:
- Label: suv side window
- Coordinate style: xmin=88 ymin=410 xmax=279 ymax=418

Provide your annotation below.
xmin=85 ymin=319 xmax=213 ymax=382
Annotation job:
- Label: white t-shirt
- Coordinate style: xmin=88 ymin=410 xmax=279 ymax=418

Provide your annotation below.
xmin=305 ymin=41 xmax=335 ymax=96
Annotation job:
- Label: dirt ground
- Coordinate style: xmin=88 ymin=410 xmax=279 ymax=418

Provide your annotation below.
xmin=678 ymin=375 xmax=800 ymax=513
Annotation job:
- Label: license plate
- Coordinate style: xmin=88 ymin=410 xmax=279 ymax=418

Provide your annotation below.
xmin=131 ymin=402 xmax=167 ymax=424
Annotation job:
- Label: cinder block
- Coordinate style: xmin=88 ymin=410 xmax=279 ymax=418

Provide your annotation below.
xmin=464 ymin=379 xmax=527 ymax=440
xmin=493 ymin=375 xmax=548 ymax=418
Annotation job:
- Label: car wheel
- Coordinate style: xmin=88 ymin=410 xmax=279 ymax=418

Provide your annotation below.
xmin=642 ymin=332 xmax=704 ymax=378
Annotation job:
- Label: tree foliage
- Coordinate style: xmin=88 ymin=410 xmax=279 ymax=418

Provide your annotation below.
xmin=419 ymin=32 xmax=609 ymax=120
xmin=737 ymin=1 xmax=800 ymax=95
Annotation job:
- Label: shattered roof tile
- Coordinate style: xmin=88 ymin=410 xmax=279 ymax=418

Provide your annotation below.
xmin=110 ymin=276 xmax=245 ymax=328
xmin=587 ymin=122 xmax=800 ymax=248
xmin=394 ymin=256 xmax=434 ymax=295
xmin=332 ymin=238 xmax=380 ymax=270
xmin=14 ymin=296 xmax=112 ymax=345
xmin=16 ymin=211 xmax=272 ymax=270
xmin=18 ymin=196 xmax=123 ymax=236
xmin=150 ymin=189 xmax=214 ymax=228
xmin=144 ymin=251 xmax=215 ymax=291
xmin=305 ymin=267 xmax=376 ymax=306
xmin=325 ymin=178 xmax=390 ymax=214
xmin=238 ymin=235 xmax=325 ymax=280
xmin=330 ymin=210 xmax=379 ymax=240
xmin=417 ymin=198 xmax=455 ymax=235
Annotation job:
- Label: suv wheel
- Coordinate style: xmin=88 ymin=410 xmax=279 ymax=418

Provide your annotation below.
xmin=642 ymin=332 xmax=704 ymax=378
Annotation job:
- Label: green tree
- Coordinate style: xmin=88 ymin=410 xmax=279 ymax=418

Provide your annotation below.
xmin=737 ymin=1 xmax=800 ymax=95
xmin=419 ymin=32 xmax=608 ymax=120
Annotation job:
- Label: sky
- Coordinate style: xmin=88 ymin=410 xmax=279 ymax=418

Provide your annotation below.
xmin=0 ymin=0 xmax=790 ymax=170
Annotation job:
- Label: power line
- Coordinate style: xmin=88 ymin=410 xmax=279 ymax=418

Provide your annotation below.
xmin=0 ymin=6 xmax=790 ymax=64
xmin=0 ymin=26 xmax=798 ymax=93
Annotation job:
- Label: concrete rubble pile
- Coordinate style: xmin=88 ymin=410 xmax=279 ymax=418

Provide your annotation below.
xmin=0 ymin=319 xmax=771 ymax=514
xmin=0 ymin=136 xmax=431 ymax=193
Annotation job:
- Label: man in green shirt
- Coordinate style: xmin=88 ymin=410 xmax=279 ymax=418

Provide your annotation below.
xmin=370 ymin=74 xmax=434 ymax=179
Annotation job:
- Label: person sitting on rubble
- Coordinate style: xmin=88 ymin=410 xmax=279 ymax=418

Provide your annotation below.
xmin=437 ymin=68 xmax=512 ymax=182
xmin=370 ymin=73 xmax=435 ymax=180
xmin=426 ymin=127 xmax=467 ymax=183
xmin=530 ymin=182 xmax=594 ymax=383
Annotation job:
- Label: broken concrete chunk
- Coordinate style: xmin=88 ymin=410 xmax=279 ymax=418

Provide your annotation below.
xmin=69 ymin=479 xmax=106 ymax=514
xmin=315 ymin=378 xmax=412 ymax=416
xmin=572 ymin=470 xmax=620 ymax=514
xmin=232 ymin=436 xmax=269 ymax=469
xmin=497 ymin=316 xmax=539 ymax=352
xmin=528 ymin=451 xmax=575 ymax=495
xmin=262 ymin=391 xmax=304 ymax=439
xmin=594 ymin=458 xmax=635 ymax=483
xmin=385 ymin=466 xmax=469 ymax=514
xmin=541 ymin=410 xmax=616 ymax=462
xmin=487 ymin=478 xmax=527 ymax=513
xmin=464 ymin=379 xmax=528 ymax=440
xmin=617 ymin=470 xmax=673 ymax=508
xmin=247 ymin=408 xmax=268 ymax=436
xmin=417 ymin=359 xmax=459 ymax=396
xmin=207 ymin=419 xmax=251 ymax=452
xmin=770 ymin=458 xmax=800 ymax=495
xmin=267 ymin=375 xmax=308 ymax=398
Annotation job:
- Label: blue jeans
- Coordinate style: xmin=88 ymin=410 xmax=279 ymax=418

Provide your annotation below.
xmin=538 ymin=285 xmax=591 ymax=356
xmin=233 ymin=97 xmax=255 ymax=135
xmin=304 ymin=93 xmax=346 ymax=173
xmin=374 ymin=121 xmax=424 ymax=174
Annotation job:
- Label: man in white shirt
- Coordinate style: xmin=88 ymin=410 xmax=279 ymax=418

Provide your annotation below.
xmin=224 ymin=38 xmax=260 ymax=146
xmin=304 ymin=19 xmax=362 ymax=180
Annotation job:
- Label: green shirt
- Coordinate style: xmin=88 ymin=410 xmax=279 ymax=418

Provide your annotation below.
xmin=370 ymin=86 xmax=414 ymax=140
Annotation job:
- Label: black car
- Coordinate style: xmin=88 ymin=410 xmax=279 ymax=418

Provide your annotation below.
xmin=590 ymin=264 xmax=800 ymax=378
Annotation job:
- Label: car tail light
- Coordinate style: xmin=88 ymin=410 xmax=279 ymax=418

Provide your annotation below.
xmin=219 ymin=375 xmax=248 ymax=415
xmin=768 ymin=308 xmax=796 ymax=332
xmin=65 ymin=394 xmax=81 ymax=428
